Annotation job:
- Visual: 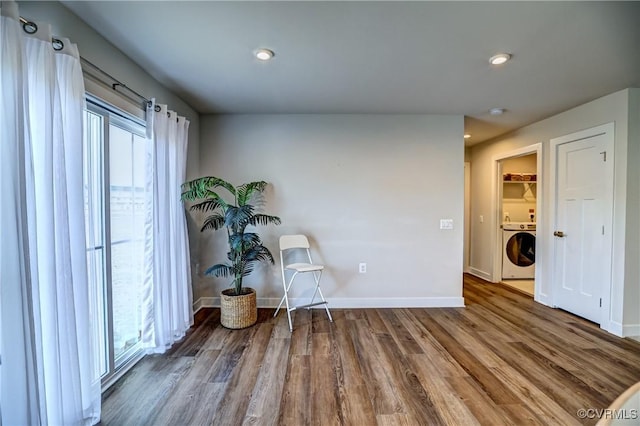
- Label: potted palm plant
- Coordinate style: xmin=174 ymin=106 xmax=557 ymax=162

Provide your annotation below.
xmin=181 ymin=177 xmax=281 ymax=329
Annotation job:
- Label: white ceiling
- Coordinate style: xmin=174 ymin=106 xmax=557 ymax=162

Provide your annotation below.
xmin=61 ymin=1 xmax=640 ymax=144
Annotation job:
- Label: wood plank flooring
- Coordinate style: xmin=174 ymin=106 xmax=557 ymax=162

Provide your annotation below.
xmin=101 ymin=274 xmax=640 ymax=425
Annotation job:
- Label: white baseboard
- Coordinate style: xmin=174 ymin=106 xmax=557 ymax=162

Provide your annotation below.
xmin=623 ymin=323 xmax=640 ymax=338
xmin=468 ymin=267 xmax=493 ymax=282
xmin=193 ymin=296 xmax=465 ymax=313
xmin=324 ymin=297 xmax=465 ymax=309
xmin=604 ymin=321 xmax=640 ymax=338
xmin=192 ymin=297 xmax=207 ymax=313
xmin=194 ymin=296 xmax=218 ymax=312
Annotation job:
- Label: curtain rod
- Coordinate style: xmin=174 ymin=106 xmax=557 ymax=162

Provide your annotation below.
xmin=19 ymin=15 xmax=161 ymax=113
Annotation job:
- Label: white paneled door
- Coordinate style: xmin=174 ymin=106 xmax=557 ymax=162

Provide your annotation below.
xmin=552 ymin=123 xmax=614 ymax=324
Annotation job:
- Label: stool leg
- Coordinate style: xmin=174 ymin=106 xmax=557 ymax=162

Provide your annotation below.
xmin=285 ymin=301 xmax=293 ymax=333
xmin=308 ymin=270 xmax=322 ymax=309
xmin=276 ymin=269 xmax=296 ymax=332
xmin=284 ymin=275 xmax=294 ymax=332
xmin=316 ymin=286 xmax=333 ymax=322
xmin=309 ymin=270 xmax=332 ymax=323
xmin=274 ymin=294 xmax=286 ymax=317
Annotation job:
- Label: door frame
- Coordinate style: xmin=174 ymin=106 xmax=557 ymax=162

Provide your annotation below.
xmin=491 ymin=143 xmax=543 ymax=301
xmin=464 ymin=162 xmax=471 ymax=273
xmin=549 ymin=122 xmax=615 ymax=328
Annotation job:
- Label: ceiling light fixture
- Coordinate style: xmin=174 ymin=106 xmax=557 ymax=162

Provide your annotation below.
xmin=464 ymin=134 xmax=471 ymax=139
xmin=489 ymin=53 xmax=511 ymax=65
xmin=255 ymin=48 xmax=274 ymax=61
xmin=489 ymin=108 xmax=505 ymax=116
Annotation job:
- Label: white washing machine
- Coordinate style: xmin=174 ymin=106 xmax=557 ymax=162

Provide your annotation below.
xmin=502 ymin=222 xmax=536 ymax=279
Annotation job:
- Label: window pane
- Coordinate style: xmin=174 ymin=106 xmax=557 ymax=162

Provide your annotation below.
xmin=84 ymin=99 xmax=147 ymax=385
xmin=109 ymin=125 xmax=133 ymax=244
xmin=84 ymin=110 xmax=104 ymax=248
xmin=132 ymin=135 xmax=147 ymax=242
xmin=109 ymin=124 xmax=144 ymax=364
xmin=133 ymin=134 xmax=146 ymax=189
xmin=111 ymin=241 xmax=142 ymax=360
xmin=87 ymin=248 xmax=108 ymax=379
xmin=109 ymin=125 xmax=133 ymax=188
xmin=83 ymin=110 xmax=108 ymax=381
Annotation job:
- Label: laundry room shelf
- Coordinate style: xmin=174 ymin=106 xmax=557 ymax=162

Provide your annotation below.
xmin=503 ymin=181 xmax=537 ymax=200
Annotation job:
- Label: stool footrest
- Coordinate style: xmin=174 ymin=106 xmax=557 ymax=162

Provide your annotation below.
xmin=288 ymin=301 xmax=328 ymax=311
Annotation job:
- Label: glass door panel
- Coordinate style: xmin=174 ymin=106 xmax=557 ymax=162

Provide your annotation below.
xmin=109 ymin=124 xmax=144 ymax=365
xmin=83 ymin=100 xmax=147 ymax=387
xmin=83 ymin=109 xmax=109 ymax=380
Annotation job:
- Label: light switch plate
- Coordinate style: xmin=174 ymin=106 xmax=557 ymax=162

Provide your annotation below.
xmin=440 ymin=219 xmax=454 ymax=230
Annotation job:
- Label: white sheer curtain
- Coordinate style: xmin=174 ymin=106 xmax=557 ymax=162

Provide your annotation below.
xmin=142 ymin=100 xmax=193 ymax=354
xmin=0 ymin=1 xmax=101 ymax=424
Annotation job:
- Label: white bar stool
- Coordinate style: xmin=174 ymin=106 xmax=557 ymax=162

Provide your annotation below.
xmin=274 ymin=234 xmax=333 ymax=332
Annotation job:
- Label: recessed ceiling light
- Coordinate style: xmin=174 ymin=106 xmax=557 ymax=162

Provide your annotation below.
xmin=489 ymin=53 xmax=511 ymax=65
xmin=255 ymin=48 xmax=274 ymax=61
xmin=464 ymin=134 xmax=471 ymax=139
xmin=489 ymin=108 xmax=505 ymax=116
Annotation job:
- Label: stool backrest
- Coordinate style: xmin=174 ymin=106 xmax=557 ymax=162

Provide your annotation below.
xmin=279 ymin=234 xmax=310 ymax=251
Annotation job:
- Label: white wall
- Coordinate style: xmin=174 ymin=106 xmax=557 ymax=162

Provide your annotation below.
xmin=469 ymin=89 xmax=639 ymax=335
xmin=194 ymin=114 xmax=465 ymax=308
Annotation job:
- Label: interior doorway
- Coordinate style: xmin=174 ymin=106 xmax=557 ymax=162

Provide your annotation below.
xmin=464 ymin=162 xmax=471 ymax=273
xmin=500 ymin=154 xmax=537 ymax=296
xmin=491 ymin=144 xmax=542 ymax=300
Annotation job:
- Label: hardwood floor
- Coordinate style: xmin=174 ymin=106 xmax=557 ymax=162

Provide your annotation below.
xmin=102 ymin=274 xmax=640 ymax=425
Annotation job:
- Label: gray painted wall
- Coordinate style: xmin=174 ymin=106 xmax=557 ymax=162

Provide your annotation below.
xmin=624 ymin=90 xmax=640 ymax=331
xmin=195 ymin=114 xmax=465 ymax=307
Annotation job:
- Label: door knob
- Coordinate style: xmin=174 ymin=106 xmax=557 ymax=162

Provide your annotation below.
xmin=553 ymin=231 xmax=565 ymax=237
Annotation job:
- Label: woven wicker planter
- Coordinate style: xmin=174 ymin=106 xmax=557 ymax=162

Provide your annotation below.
xmin=220 ymin=287 xmax=257 ymax=329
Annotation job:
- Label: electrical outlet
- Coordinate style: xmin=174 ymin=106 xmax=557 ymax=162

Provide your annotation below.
xmin=359 ymin=263 xmax=367 ymax=273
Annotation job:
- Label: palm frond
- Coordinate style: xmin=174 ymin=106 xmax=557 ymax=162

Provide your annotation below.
xmin=225 ymin=205 xmax=254 ymax=228
xmin=240 ymin=263 xmax=255 ymax=277
xmin=236 ymin=181 xmax=268 ymax=206
xmin=201 ymin=214 xmax=225 ymax=232
xmin=181 ymin=179 xmax=212 ymax=200
xmin=181 ymin=176 xmax=235 ymax=203
xmin=243 ymin=245 xmax=275 ymax=264
xmin=181 ymin=186 xmax=205 ymax=202
xmin=229 ymin=233 xmax=261 ymax=252
xmin=205 ymin=263 xmax=233 ymax=277
xmin=190 ymin=199 xmax=223 ymax=213
xmin=183 ymin=176 xmax=235 ymax=195
xmin=247 ymin=214 xmax=282 ymax=227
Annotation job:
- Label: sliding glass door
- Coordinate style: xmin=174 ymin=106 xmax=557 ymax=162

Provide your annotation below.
xmin=108 ymin=120 xmax=147 ymax=363
xmin=83 ymin=99 xmax=148 ymax=386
